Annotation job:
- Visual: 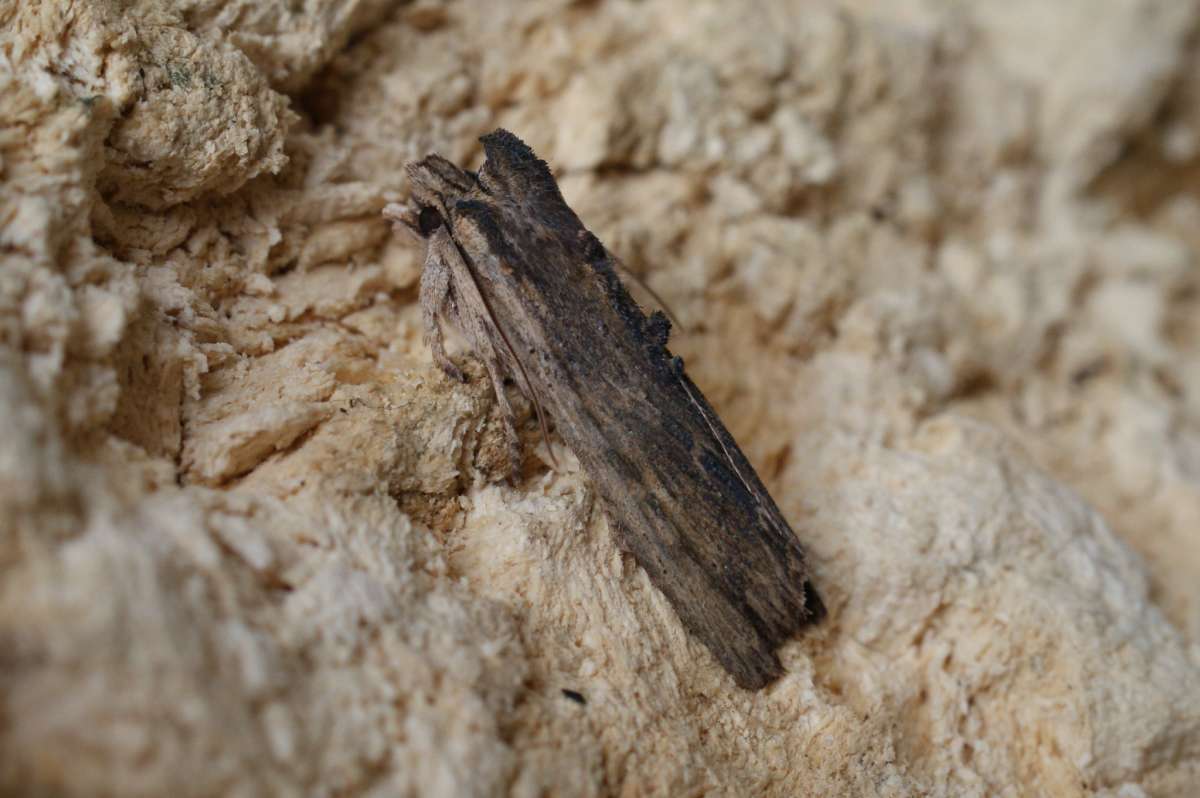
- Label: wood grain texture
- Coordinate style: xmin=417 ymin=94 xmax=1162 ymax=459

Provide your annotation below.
xmin=388 ymin=129 xmax=824 ymax=689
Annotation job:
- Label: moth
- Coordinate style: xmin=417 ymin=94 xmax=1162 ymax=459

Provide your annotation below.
xmin=384 ymin=129 xmax=825 ymax=689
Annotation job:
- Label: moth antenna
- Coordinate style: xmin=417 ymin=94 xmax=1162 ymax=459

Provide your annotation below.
xmin=449 ymin=239 xmax=561 ymax=472
xmin=674 ymin=372 xmax=761 ymax=511
xmin=486 ymin=301 xmax=560 ymax=472
xmin=612 ymin=257 xmax=683 ymax=331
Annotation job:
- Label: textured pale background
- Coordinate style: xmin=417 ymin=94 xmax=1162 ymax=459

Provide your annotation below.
xmin=2 ymin=1 xmax=1199 ymax=796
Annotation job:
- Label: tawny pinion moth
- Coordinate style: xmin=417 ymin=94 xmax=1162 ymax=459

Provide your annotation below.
xmin=384 ymin=130 xmax=824 ymax=689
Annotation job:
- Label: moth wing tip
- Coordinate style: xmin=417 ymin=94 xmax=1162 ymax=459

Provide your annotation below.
xmin=729 ymin=648 xmax=785 ymax=691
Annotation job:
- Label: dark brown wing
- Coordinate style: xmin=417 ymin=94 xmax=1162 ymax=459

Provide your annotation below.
xmin=441 ymin=130 xmax=824 ymax=689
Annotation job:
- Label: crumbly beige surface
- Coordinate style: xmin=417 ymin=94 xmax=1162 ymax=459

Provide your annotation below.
xmin=2 ymin=1 xmax=1199 ymax=795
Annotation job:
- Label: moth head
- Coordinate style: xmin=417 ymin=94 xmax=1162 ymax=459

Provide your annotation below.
xmin=382 ymin=202 xmax=443 ymax=240
xmin=395 ymin=153 xmax=477 ymax=239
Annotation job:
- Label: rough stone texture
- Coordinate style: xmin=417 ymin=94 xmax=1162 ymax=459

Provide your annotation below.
xmin=2 ymin=1 xmax=1199 ymax=796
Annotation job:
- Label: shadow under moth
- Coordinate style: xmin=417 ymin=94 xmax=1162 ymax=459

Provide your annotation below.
xmin=384 ymin=129 xmax=825 ymax=690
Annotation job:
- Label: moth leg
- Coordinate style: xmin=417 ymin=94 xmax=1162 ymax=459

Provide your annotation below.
xmin=479 ymin=351 xmax=524 ymax=484
xmin=419 ymin=239 xmax=467 ymax=384
xmin=425 ymin=226 xmax=525 ymax=481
